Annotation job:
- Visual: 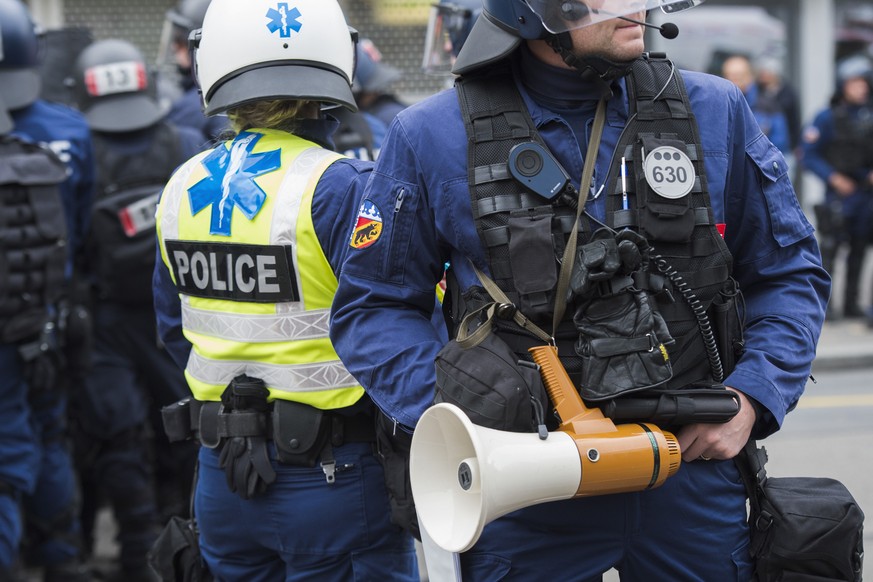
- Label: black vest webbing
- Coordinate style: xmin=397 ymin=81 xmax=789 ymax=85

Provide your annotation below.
xmin=456 ymin=54 xmax=737 ymax=394
xmin=0 ymin=135 xmax=68 ymax=342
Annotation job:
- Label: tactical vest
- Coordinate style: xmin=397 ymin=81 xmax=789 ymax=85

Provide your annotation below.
xmin=455 ymin=54 xmax=739 ymax=399
xmin=89 ymin=122 xmax=181 ymax=305
xmin=156 ymin=129 xmax=364 ymax=409
xmin=823 ymin=104 xmax=873 ymax=177
xmin=0 ymin=134 xmax=68 ymax=343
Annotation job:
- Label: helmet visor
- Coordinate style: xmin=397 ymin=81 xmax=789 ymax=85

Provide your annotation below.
xmin=524 ymin=0 xmax=704 ymax=34
xmin=422 ymin=3 xmax=473 ymax=74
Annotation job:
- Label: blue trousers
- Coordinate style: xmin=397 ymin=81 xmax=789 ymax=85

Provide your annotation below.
xmin=196 ymin=442 xmax=419 ymax=582
xmin=0 ymin=343 xmax=82 ymax=568
xmin=0 ymin=345 xmax=38 ymax=569
xmin=74 ymin=304 xmax=195 ymax=569
xmin=460 ymin=458 xmax=753 ymax=581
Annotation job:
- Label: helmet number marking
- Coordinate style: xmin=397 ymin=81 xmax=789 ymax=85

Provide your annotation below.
xmin=85 ymin=61 xmax=147 ymax=97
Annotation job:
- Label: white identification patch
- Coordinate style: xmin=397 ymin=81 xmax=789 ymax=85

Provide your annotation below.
xmin=643 ymin=146 xmax=696 ymax=200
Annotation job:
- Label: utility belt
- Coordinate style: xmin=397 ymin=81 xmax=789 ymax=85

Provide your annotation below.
xmin=162 ymin=395 xmax=376 ymax=482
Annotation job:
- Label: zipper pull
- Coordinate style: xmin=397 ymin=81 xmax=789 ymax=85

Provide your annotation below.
xmin=394 ymin=188 xmax=406 ymax=212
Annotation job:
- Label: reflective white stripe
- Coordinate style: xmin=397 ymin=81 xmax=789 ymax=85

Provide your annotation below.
xmin=181 ymin=304 xmax=330 ymax=342
xmin=270 ymin=147 xmax=340 ymax=314
xmin=159 ymin=158 xmax=202 ymax=243
xmin=186 ymin=351 xmax=358 ymax=392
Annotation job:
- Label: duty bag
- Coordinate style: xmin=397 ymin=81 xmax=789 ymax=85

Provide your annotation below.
xmin=736 ymin=441 xmax=864 ymax=581
xmin=434 ymin=331 xmax=549 ymax=433
xmin=148 ymin=515 xmax=213 ymax=582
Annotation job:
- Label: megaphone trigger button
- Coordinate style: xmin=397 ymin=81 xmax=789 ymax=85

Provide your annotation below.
xmin=587 ymin=448 xmax=600 ymax=463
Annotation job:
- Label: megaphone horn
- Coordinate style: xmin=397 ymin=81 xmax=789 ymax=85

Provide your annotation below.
xmin=410 ymin=345 xmax=681 ymax=553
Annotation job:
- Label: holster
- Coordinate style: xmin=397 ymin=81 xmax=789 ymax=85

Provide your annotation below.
xmin=162 ymin=398 xmax=194 ymax=443
xmin=597 ymin=387 xmax=741 ymax=425
xmin=272 ymin=400 xmax=330 ymax=467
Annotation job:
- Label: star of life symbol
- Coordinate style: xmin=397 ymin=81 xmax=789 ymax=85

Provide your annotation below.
xmin=187 ymin=131 xmax=282 ymax=236
xmin=265 ymin=3 xmax=302 ymax=39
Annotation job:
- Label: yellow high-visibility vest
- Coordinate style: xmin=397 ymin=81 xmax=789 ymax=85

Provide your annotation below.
xmin=156 ymin=129 xmax=363 ymax=408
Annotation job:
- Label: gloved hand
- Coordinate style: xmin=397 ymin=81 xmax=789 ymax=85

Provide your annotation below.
xmin=218 ymin=435 xmax=276 ymax=500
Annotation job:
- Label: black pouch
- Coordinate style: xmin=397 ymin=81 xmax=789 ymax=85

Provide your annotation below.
xmin=434 ymin=331 xmax=549 ymax=433
xmin=148 ymin=516 xmax=213 ymax=582
xmin=636 ymin=135 xmax=696 ymax=243
xmin=272 ymin=399 xmax=329 ymax=467
xmin=711 ymin=278 xmax=745 ymax=376
xmin=737 ymin=442 xmax=865 ymax=582
xmin=374 ymin=411 xmax=420 ymax=540
xmin=161 ymin=398 xmax=194 ymax=443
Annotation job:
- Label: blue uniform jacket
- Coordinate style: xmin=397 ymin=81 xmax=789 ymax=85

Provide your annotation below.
xmin=330 ymin=66 xmax=830 ymax=434
xmin=152 ymin=118 xmax=373 ymax=370
xmin=12 ymin=99 xmax=96 ymax=270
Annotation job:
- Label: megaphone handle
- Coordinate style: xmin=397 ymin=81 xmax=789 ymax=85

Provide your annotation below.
xmin=418 ymin=513 xmax=463 ymax=581
xmin=529 ymin=345 xmax=604 ymax=424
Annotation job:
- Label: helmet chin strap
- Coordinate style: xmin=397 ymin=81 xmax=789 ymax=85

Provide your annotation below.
xmin=546 ymin=33 xmax=635 ymax=98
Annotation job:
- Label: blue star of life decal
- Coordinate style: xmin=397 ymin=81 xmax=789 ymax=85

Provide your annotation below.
xmin=187 ymin=131 xmax=282 ymax=236
xmin=265 ymin=3 xmax=302 ymax=39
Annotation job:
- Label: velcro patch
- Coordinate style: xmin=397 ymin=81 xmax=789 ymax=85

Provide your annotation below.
xmin=165 ymin=240 xmax=298 ymax=303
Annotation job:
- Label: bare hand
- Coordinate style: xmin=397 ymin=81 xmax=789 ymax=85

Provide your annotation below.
xmin=677 ymin=387 xmax=756 ymax=462
xmin=829 ymin=172 xmax=856 ymax=196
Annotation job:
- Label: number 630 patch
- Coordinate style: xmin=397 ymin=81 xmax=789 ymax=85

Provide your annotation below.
xmin=643 ymin=145 xmax=696 ymax=200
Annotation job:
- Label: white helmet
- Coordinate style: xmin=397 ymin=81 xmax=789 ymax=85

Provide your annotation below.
xmin=193 ymin=0 xmax=357 ymax=115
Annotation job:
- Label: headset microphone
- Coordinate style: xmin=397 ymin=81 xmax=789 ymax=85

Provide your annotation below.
xmin=617 ymin=15 xmax=679 ymax=39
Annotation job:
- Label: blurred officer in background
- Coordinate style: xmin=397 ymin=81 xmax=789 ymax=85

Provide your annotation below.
xmin=421 ymin=0 xmax=482 ymax=76
xmin=158 ymin=0 xmax=229 ymax=145
xmin=353 ymin=38 xmax=407 ymax=130
xmin=0 ymin=0 xmax=95 ymax=579
xmin=803 ymin=54 xmax=873 ymax=321
xmin=152 ymin=0 xmax=418 ymax=579
xmin=722 ymin=53 xmax=791 ymax=156
xmin=335 ymin=38 xmax=407 ymax=161
xmin=68 ymin=38 xmax=205 ymax=581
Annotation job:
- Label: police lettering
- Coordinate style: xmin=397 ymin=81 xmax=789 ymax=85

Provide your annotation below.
xmin=165 ymin=240 xmax=299 ymax=303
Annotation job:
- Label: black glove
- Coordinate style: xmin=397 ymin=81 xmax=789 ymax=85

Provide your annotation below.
xmin=217 ymin=375 xmax=276 ymax=500
xmin=569 ymin=232 xmax=621 ymax=300
xmin=218 ymin=435 xmax=276 ymax=500
xmin=574 ymin=288 xmax=674 ymax=401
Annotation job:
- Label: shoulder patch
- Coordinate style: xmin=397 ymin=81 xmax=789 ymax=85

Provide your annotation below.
xmin=350 ymin=199 xmax=383 ymax=249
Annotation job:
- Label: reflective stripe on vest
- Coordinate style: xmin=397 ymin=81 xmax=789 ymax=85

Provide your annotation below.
xmin=156 ymin=130 xmax=363 ymax=407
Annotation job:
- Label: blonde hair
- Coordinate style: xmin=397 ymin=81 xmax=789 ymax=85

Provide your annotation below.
xmin=226 ymin=99 xmax=315 ymax=133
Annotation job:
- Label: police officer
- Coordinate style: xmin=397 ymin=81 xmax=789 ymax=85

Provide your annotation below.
xmin=353 ymin=39 xmax=407 ymax=131
xmin=803 ymin=55 xmax=873 ymax=321
xmin=68 ymin=38 xmax=205 ymax=580
xmin=0 ymin=0 xmax=95 ymax=579
xmin=159 ymin=0 xmax=229 ymax=145
xmin=722 ymin=54 xmax=792 ymax=156
xmin=421 ymin=0 xmax=482 ymax=76
xmin=152 ymin=0 xmax=418 ymax=579
xmin=330 ymin=0 xmax=829 ymax=579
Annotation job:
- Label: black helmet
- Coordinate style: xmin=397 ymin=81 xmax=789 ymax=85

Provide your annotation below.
xmin=452 ymin=0 xmax=705 ymax=75
xmin=0 ymin=0 xmax=42 ymax=132
xmin=422 ymin=0 xmax=483 ymax=74
xmin=167 ymin=0 xmax=212 ymax=36
xmin=71 ymin=39 xmax=164 ymax=132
